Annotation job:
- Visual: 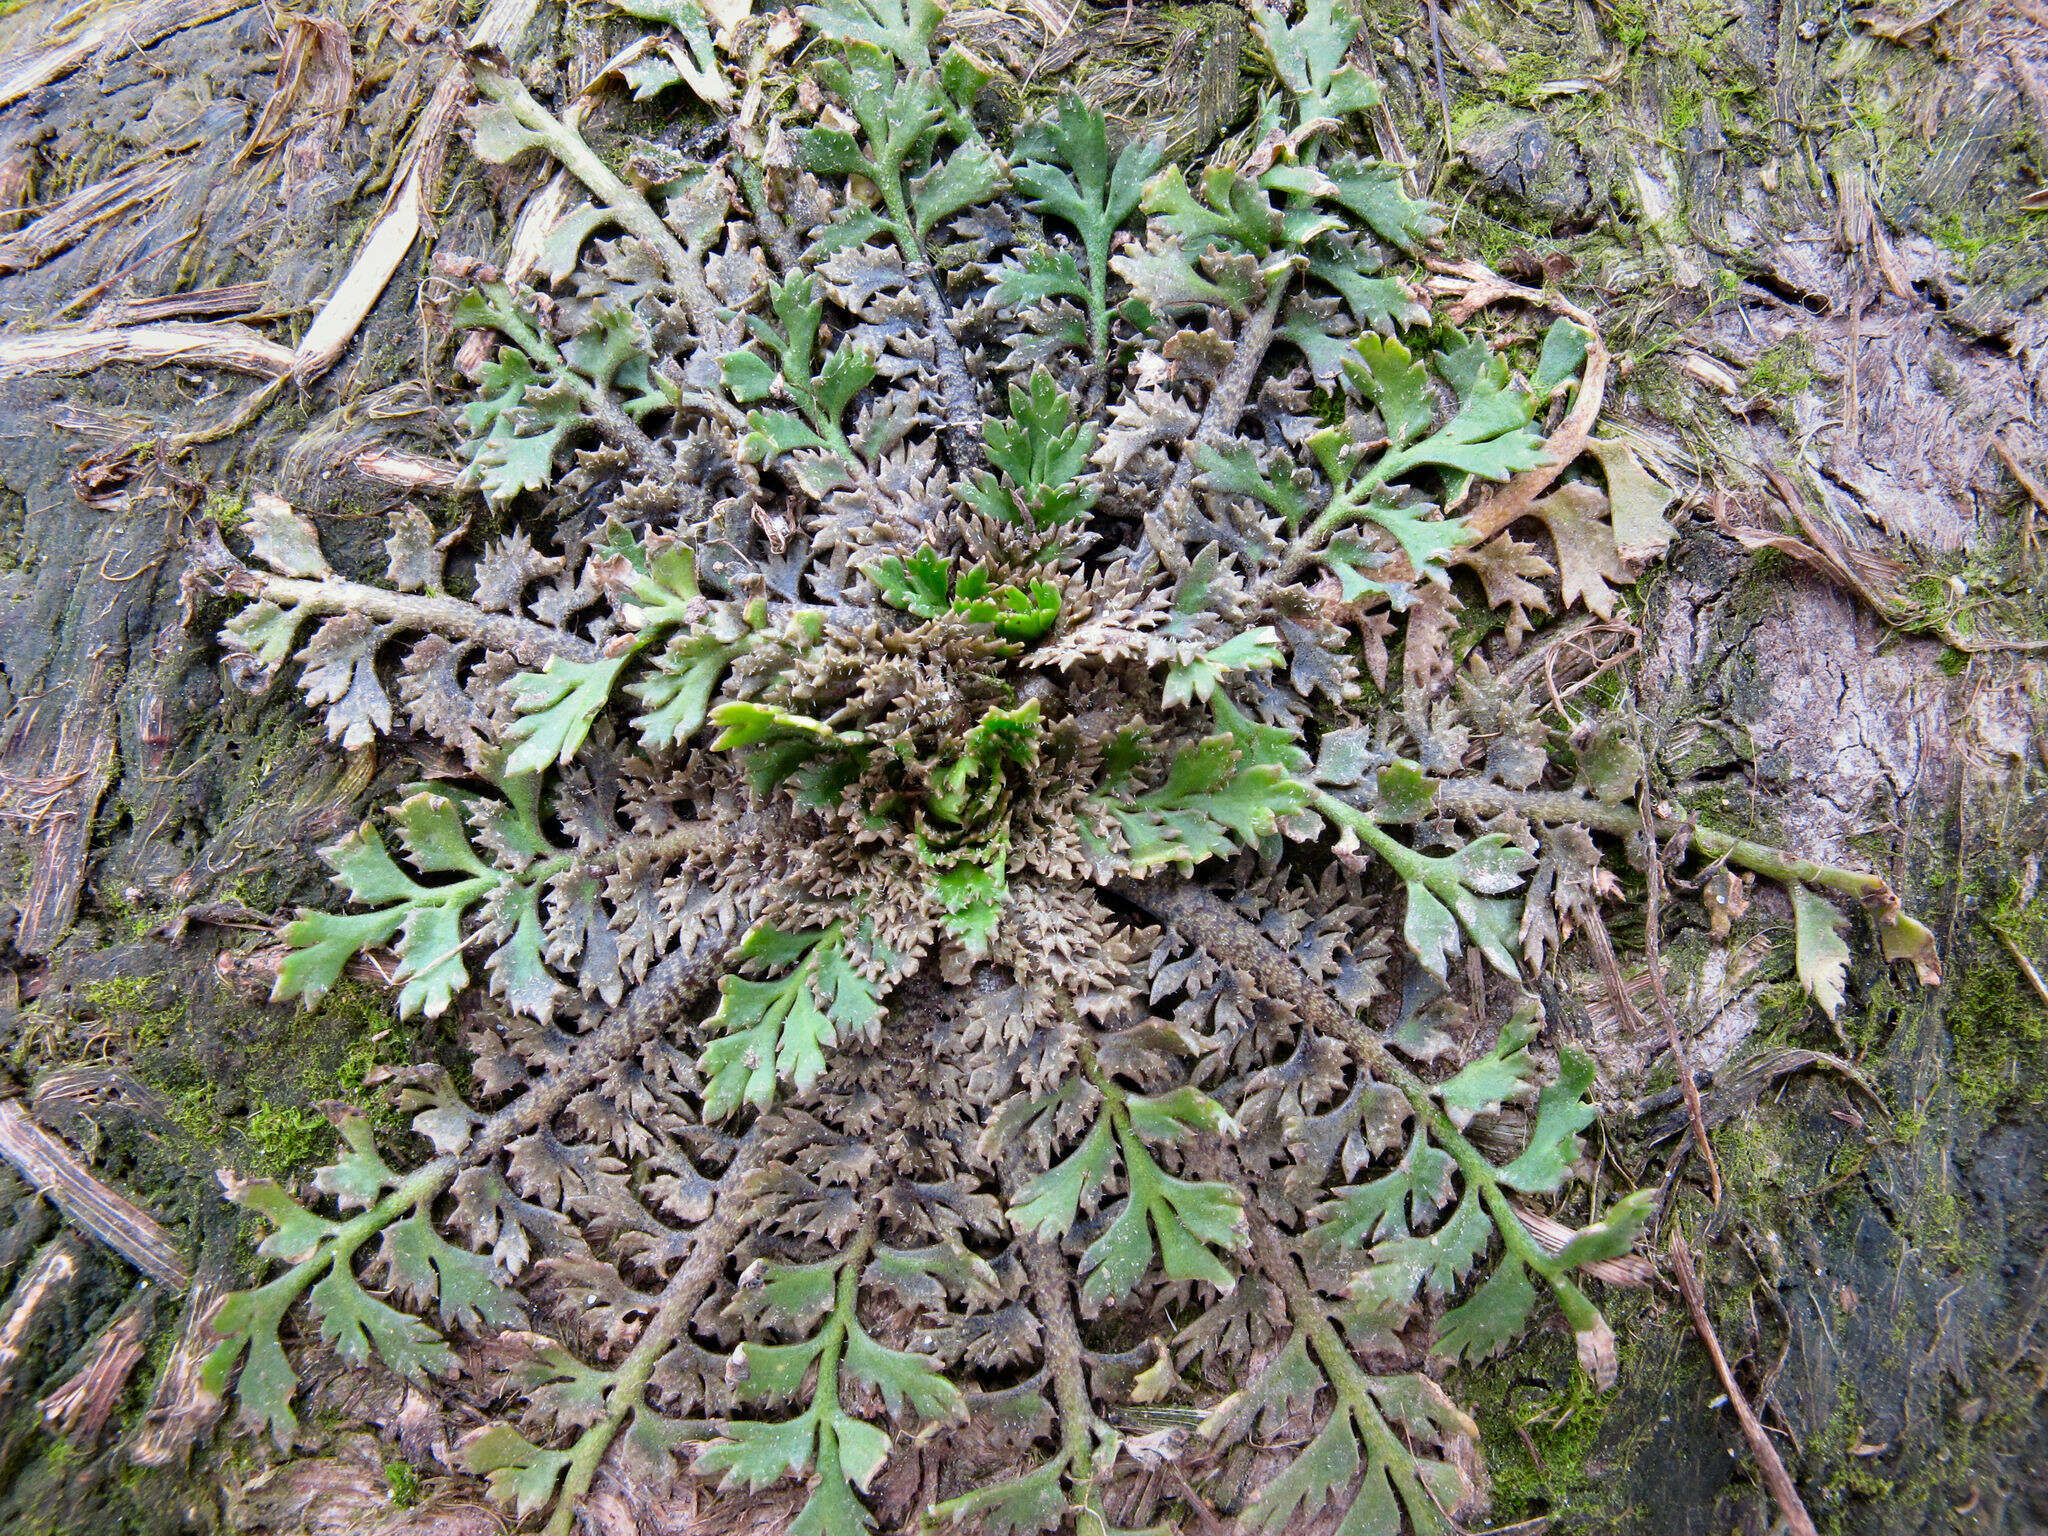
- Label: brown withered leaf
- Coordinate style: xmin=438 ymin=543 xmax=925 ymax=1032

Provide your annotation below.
xmin=295 ymin=613 xmax=391 ymax=750
xmin=1402 ymin=584 xmax=1460 ymax=695
xmin=246 ymin=491 xmax=331 ymax=578
xmin=1524 ymin=481 xmax=1631 ymax=619
xmin=383 ymin=505 xmax=444 ymax=592
xmin=1584 ymin=436 xmax=1677 ymax=564
xmin=473 ymin=528 xmax=566 ymax=613
xmin=1455 ymin=530 xmax=1554 ymax=646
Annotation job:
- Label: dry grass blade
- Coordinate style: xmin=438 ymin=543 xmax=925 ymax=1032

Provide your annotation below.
xmin=0 ymin=1237 xmax=84 ymax=1396
xmin=0 ymin=0 xmax=250 ymax=108
xmin=1668 ymin=1227 xmax=1819 ymax=1536
xmin=237 ymin=12 xmax=353 ymax=167
xmin=1717 ymin=470 xmax=2048 ymax=654
xmin=0 ymin=1100 xmax=191 ymax=1289
xmin=1511 ymin=1204 xmax=1656 ymax=1287
xmin=39 ymin=1299 xmax=153 ymax=1440
xmin=353 ymin=446 xmax=461 ymax=490
xmin=1636 ymin=1046 xmax=1883 ymax=1147
xmin=1639 ymin=781 xmax=1723 ymax=1206
xmin=1991 ymin=435 xmax=2046 ymax=564
xmin=105 ymin=282 xmax=269 ymax=325
xmin=0 ymin=157 xmax=185 ymax=276
xmin=129 ymin=1264 xmax=228 ymax=1465
xmin=288 ymin=0 xmax=538 ymax=382
xmin=0 ymin=322 xmax=294 ymax=380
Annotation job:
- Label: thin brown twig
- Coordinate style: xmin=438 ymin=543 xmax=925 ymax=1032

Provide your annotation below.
xmin=1668 ymin=1228 xmax=1819 ymax=1536
xmin=1638 ymin=772 xmax=1723 ymax=1205
xmin=1839 ymin=296 xmax=1863 ymax=466
xmin=1991 ymin=923 xmax=2048 ymax=1008
xmin=1992 ymin=435 xmax=2046 ymax=566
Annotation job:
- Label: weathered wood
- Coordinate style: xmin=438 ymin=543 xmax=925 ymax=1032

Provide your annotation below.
xmin=0 ymin=1102 xmax=189 ymax=1289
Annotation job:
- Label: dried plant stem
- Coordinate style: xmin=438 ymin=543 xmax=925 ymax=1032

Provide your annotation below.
xmin=469 ymin=937 xmax=735 ymax=1163
xmin=1248 ymin=1206 xmax=1471 ymax=1521
xmin=0 ymin=0 xmax=247 ymax=111
xmin=1992 ymin=435 xmax=2046 ymax=567
xmin=236 ymin=573 xmax=601 ymax=669
xmin=730 ymin=129 xmax=803 ymax=273
xmin=1146 ymin=277 xmax=1293 ymax=577
xmin=0 ymin=1100 xmax=189 ymax=1289
xmin=858 ymin=169 xmax=985 ymax=463
xmin=909 ymin=265 xmax=988 ymax=469
xmin=473 ymin=70 xmax=698 ymax=291
xmin=1638 ymin=785 xmax=1724 ymax=1205
xmin=0 ymin=322 xmax=295 ymax=380
xmin=1431 ymin=780 xmax=1893 ymax=903
xmin=285 ymin=70 xmax=452 ymax=383
xmin=1761 ymin=465 xmax=2048 ymax=654
xmin=471 ymin=66 xmax=735 ymax=358
xmin=1021 ymin=1236 xmax=1099 ymax=1489
xmin=543 ymin=1127 xmax=771 ymax=1535
xmin=1667 ymin=1227 xmax=1819 ymax=1536
xmin=1991 ymin=922 xmax=2048 ymax=1008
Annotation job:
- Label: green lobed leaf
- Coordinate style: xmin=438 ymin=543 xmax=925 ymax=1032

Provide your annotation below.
xmin=222 ymin=600 xmax=308 ymax=670
xmin=1497 ymin=1044 xmax=1599 ymax=1193
xmin=1349 ymin=1187 xmax=1494 ymax=1323
xmin=843 ymin=1324 xmax=965 ymax=1422
xmin=390 ymin=792 xmax=493 ymax=877
xmin=1198 ymin=1331 xmax=1323 ymax=1449
xmin=274 ymin=907 xmax=406 ymax=1009
xmin=910 ymin=141 xmax=1005 ymax=237
xmin=1239 ymin=1407 xmax=1359 ymax=1535
xmin=201 ymin=1274 xmax=307 ymax=1447
xmin=1079 ymin=1130 xmax=1242 ymax=1306
xmin=1534 ymin=318 xmax=1589 ymax=391
xmin=969 ymin=370 xmax=1099 ymax=529
xmin=1195 ymin=442 xmax=1317 ymax=529
xmin=1309 ymin=257 xmax=1426 ymax=335
xmin=697 ymin=1407 xmax=820 ymax=1490
xmin=318 ymin=824 xmax=419 ymax=906
xmin=1324 ymin=157 xmax=1446 ymax=252
xmin=460 ymin=1423 xmax=576 ymax=1518
xmin=310 ymin=1110 xmax=399 ymax=1209
xmin=1312 ymin=1128 xmax=1457 ymax=1248
xmin=1345 ymin=334 xmax=1434 ymax=448
xmin=1432 ymin=1255 xmax=1538 ymax=1367
xmin=993 ymin=246 xmax=1089 ymax=308
xmin=927 ymin=1456 xmax=1069 ymax=1535
xmin=309 ymin=1261 xmax=456 ymax=1379
xmin=223 ymin=1177 xmax=337 ymax=1263
xmin=1009 ymin=1115 xmax=1115 ymax=1240
xmin=378 ymin=1214 xmax=528 ymax=1332
xmin=1791 ymin=883 xmax=1851 ymax=1020
xmin=394 ymin=900 xmax=474 ymax=1020
xmin=699 ymin=928 xmax=880 ymax=1117
xmin=1162 ymin=626 xmax=1285 ymax=711
xmin=503 ymin=654 xmax=635 ymax=777
xmin=799 ymin=0 xmax=939 ymax=69
xmin=929 ymin=858 xmax=1006 ymax=955
xmin=870 ymin=547 xmax=952 ymax=618
xmin=1435 ymin=1011 xmax=1539 ymax=1122
xmin=628 ymin=633 xmax=747 ymax=749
